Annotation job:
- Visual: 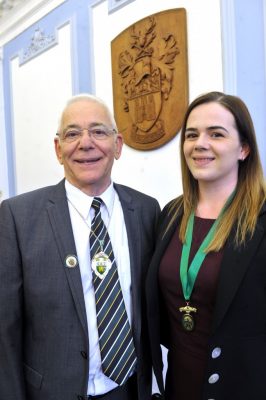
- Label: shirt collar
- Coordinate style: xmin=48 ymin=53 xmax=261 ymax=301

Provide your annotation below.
xmin=65 ymin=179 xmax=115 ymax=220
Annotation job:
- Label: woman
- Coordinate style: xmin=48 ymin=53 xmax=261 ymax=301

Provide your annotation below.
xmin=146 ymin=91 xmax=266 ymax=399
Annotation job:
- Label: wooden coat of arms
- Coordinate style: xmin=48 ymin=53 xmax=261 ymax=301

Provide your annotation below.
xmin=111 ymin=8 xmax=188 ymax=150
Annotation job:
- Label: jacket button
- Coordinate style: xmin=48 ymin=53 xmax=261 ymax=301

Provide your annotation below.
xmin=208 ymin=373 xmax=219 ymax=384
xmin=211 ymin=347 xmax=221 ymax=358
xmin=80 ymin=351 xmax=88 ymax=359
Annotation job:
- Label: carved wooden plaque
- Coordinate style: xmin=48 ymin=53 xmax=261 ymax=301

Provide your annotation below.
xmin=111 ymin=8 xmax=188 ymax=150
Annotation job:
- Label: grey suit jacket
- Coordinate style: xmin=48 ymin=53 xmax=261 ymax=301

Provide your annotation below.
xmin=0 ymin=179 xmax=160 ymax=400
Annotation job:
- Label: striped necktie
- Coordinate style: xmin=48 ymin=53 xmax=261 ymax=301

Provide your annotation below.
xmin=90 ymin=197 xmax=137 ymax=385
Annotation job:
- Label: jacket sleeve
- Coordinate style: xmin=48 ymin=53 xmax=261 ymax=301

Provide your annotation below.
xmin=0 ymin=200 xmax=26 ymax=399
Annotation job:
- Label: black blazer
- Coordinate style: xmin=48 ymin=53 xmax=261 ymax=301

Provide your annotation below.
xmin=146 ymin=201 xmax=266 ymax=400
xmin=0 ymin=180 xmax=160 ymax=400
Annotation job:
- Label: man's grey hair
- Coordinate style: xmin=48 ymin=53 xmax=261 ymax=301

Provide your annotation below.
xmin=57 ymin=93 xmax=117 ymax=134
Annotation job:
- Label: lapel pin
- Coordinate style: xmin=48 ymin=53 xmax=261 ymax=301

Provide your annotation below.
xmin=65 ymin=255 xmax=78 ymax=268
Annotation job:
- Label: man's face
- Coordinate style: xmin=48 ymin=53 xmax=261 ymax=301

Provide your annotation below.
xmin=54 ymin=100 xmax=123 ymax=196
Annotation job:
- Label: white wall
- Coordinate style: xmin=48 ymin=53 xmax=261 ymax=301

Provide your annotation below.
xmin=0 ymin=48 xmax=9 ymax=202
xmin=1 ymin=0 xmax=223 ymax=209
xmin=10 ymin=23 xmax=72 ymax=194
xmin=92 ymin=0 xmax=223 ymax=207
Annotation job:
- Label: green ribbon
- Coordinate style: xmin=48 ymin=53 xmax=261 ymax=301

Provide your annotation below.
xmin=180 ymin=191 xmax=235 ymax=301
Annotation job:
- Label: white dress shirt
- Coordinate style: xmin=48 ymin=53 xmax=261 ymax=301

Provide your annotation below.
xmin=65 ymin=180 xmax=132 ymax=396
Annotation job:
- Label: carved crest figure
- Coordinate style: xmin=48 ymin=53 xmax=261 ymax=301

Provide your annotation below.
xmin=111 ymin=9 xmax=188 ymax=150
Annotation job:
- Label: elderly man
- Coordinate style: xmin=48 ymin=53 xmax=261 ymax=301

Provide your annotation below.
xmin=0 ymin=94 xmax=160 ymax=400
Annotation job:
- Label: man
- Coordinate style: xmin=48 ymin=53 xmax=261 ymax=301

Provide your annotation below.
xmin=0 ymin=94 xmax=160 ymax=400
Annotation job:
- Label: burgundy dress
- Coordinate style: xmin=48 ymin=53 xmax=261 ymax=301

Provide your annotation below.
xmin=159 ymin=217 xmax=224 ymax=400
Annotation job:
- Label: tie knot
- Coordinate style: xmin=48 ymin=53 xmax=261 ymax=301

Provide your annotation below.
xmin=91 ymin=197 xmax=103 ymax=211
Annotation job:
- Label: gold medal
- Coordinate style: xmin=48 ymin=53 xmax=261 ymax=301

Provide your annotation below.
xmin=91 ymin=251 xmax=112 ymax=280
xmin=179 ymin=303 xmax=197 ymax=332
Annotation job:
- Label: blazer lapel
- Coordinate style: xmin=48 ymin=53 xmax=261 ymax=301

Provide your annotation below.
xmin=211 ymin=212 xmax=266 ymax=334
xmin=114 ymin=184 xmax=141 ymax=340
xmin=46 ymin=180 xmax=88 ymax=335
xmin=153 ymin=217 xmax=179 ymax=273
xmin=146 ymin=212 xmax=179 ymax=321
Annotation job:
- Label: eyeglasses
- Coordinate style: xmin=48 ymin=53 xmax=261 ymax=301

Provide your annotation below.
xmin=57 ymin=127 xmax=117 ymax=143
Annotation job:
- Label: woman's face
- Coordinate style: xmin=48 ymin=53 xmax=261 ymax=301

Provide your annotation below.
xmin=183 ymin=102 xmax=249 ymax=190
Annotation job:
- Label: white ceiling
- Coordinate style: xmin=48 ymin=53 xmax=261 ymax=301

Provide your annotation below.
xmin=0 ymin=0 xmax=25 ymax=19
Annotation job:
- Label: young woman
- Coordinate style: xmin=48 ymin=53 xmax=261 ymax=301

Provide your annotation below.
xmin=146 ymin=91 xmax=266 ymax=399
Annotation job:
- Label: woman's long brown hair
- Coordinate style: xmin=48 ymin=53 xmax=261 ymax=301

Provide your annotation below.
xmin=168 ymin=91 xmax=266 ymax=252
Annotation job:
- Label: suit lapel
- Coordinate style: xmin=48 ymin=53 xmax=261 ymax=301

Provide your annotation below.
xmin=146 ymin=211 xmax=179 ymax=321
xmin=46 ymin=180 xmax=88 ymax=335
xmin=114 ymin=184 xmax=141 ymax=341
xmin=153 ymin=217 xmax=179 ymax=274
xmin=211 ymin=211 xmax=266 ymax=333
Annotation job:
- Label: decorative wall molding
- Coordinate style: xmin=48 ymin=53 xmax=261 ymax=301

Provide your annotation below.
xmin=91 ymin=0 xmax=136 ymax=14
xmin=21 ymin=27 xmax=56 ymax=64
xmin=0 ymin=0 xmax=66 ymax=47
xmin=108 ymin=0 xmax=136 ymax=14
xmin=220 ymin=0 xmax=237 ymax=94
xmin=264 ymin=0 xmax=266 ymax=86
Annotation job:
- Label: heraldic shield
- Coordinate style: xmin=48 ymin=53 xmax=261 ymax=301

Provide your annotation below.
xmin=111 ymin=8 xmax=188 ymax=150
